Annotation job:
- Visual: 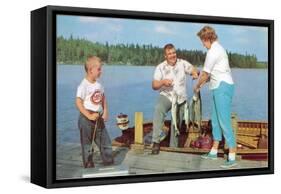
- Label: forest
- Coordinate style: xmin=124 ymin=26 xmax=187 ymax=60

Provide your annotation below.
xmin=57 ymin=36 xmax=267 ymax=68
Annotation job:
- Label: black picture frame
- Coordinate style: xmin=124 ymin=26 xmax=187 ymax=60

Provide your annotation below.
xmin=31 ymin=5 xmax=274 ymax=188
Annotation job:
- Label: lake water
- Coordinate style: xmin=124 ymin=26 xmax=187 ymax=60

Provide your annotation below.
xmin=57 ymin=65 xmax=268 ymax=145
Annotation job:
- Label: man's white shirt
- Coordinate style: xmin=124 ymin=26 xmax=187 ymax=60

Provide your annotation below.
xmin=154 ymin=59 xmax=194 ymax=104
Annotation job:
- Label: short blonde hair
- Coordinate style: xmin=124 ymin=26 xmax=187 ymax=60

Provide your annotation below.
xmin=164 ymin=43 xmax=175 ymax=51
xmin=197 ymin=26 xmax=218 ymax=43
xmin=84 ymin=55 xmax=102 ymax=72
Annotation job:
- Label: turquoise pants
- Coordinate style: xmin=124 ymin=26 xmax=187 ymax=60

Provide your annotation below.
xmin=211 ymin=81 xmax=236 ymax=148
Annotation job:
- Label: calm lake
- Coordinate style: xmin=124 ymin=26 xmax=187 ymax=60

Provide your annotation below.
xmin=57 ymin=65 xmax=268 ymax=145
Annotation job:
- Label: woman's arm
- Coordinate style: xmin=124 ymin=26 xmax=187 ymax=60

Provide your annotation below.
xmin=194 ymin=71 xmax=210 ymax=93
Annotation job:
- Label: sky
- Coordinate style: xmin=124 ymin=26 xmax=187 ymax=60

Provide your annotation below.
xmin=57 ymin=15 xmax=268 ymax=62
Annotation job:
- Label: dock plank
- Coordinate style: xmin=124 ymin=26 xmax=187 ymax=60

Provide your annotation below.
xmin=56 ymin=143 xmax=268 ymax=180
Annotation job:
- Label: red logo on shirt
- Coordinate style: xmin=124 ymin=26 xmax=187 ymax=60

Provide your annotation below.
xmin=90 ymin=90 xmax=103 ymax=105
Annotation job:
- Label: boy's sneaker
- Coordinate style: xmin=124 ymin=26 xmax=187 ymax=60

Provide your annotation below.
xmin=84 ymin=161 xmax=95 ymax=168
xmin=220 ymin=160 xmax=237 ymax=169
xmin=201 ymin=153 xmax=218 ymax=160
xmin=159 ymin=131 xmax=167 ymax=142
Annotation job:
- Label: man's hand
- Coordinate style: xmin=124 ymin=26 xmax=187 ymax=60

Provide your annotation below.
xmin=152 ymin=79 xmax=173 ymax=90
xmin=191 ymin=69 xmax=199 ymax=80
xmin=87 ymin=112 xmax=100 ymax=121
xmin=162 ymin=79 xmax=173 ymax=87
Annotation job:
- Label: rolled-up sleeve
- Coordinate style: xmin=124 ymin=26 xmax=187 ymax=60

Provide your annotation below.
xmin=183 ymin=60 xmax=194 ymax=74
xmin=153 ymin=66 xmax=162 ymax=81
xmin=203 ymin=50 xmax=217 ymax=73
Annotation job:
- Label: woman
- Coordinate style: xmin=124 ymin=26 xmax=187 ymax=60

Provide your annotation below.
xmin=194 ymin=26 xmax=236 ymax=168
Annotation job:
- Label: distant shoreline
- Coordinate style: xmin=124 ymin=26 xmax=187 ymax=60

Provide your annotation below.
xmin=57 ymin=62 xmax=268 ymax=69
xmin=57 ymin=36 xmax=267 ymax=69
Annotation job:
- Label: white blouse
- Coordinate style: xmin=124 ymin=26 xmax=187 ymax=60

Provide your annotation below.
xmin=203 ymin=41 xmax=234 ymax=90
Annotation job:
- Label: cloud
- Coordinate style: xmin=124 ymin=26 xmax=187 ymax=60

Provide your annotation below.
xmin=255 ymin=27 xmax=268 ymax=33
xmin=79 ymin=16 xmax=103 ymax=23
xmin=154 ymin=24 xmax=174 ymax=35
xmin=224 ymin=25 xmax=267 ymax=47
xmin=228 ymin=25 xmax=267 ymax=36
xmin=79 ymin=16 xmax=123 ymax=32
xmin=108 ymin=24 xmax=122 ymax=32
xmin=236 ymin=37 xmax=251 ymax=44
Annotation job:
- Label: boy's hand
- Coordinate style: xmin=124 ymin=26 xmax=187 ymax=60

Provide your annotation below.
xmin=102 ymin=113 xmax=108 ymax=122
xmin=87 ymin=112 xmax=100 ymax=121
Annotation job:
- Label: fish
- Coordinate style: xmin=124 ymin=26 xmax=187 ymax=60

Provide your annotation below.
xmin=171 ymin=91 xmax=180 ymax=136
xmin=184 ymin=100 xmax=189 ymax=128
xmin=189 ymin=91 xmax=202 ymax=131
xmin=171 ymin=75 xmax=190 ymax=137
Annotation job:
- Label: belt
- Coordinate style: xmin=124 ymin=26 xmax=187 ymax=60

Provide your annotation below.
xmin=87 ymin=110 xmax=101 ymax=115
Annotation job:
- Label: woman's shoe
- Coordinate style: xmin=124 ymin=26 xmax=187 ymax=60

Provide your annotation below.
xmin=220 ymin=160 xmax=237 ymax=169
xmin=201 ymin=153 xmax=218 ymax=160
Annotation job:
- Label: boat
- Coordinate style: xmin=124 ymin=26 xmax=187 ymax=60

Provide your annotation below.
xmin=112 ymin=113 xmax=268 ymax=161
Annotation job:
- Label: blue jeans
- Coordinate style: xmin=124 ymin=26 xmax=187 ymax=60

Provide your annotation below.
xmin=211 ymin=81 xmax=236 ymax=148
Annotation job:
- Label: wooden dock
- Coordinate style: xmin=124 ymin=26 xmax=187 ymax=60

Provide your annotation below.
xmin=56 ymin=143 xmax=268 ymax=180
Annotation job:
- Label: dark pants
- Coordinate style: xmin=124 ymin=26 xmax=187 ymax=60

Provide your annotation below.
xmin=78 ymin=114 xmax=113 ymax=167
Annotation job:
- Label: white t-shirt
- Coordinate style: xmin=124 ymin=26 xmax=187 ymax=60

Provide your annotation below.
xmin=154 ymin=59 xmax=194 ymax=104
xmin=76 ymin=78 xmax=104 ymax=113
xmin=203 ymin=41 xmax=234 ymax=90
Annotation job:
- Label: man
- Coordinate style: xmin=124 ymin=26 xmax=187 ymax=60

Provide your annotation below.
xmin=151 ymin=44 xmax=198 ymax=154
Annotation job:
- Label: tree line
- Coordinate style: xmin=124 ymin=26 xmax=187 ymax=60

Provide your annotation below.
xmin=57 ymin=36 xmax=266 ymax=68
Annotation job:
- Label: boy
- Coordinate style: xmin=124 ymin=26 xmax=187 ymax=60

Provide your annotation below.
xmin=76 ymin=55 xmax=113 ymax=168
